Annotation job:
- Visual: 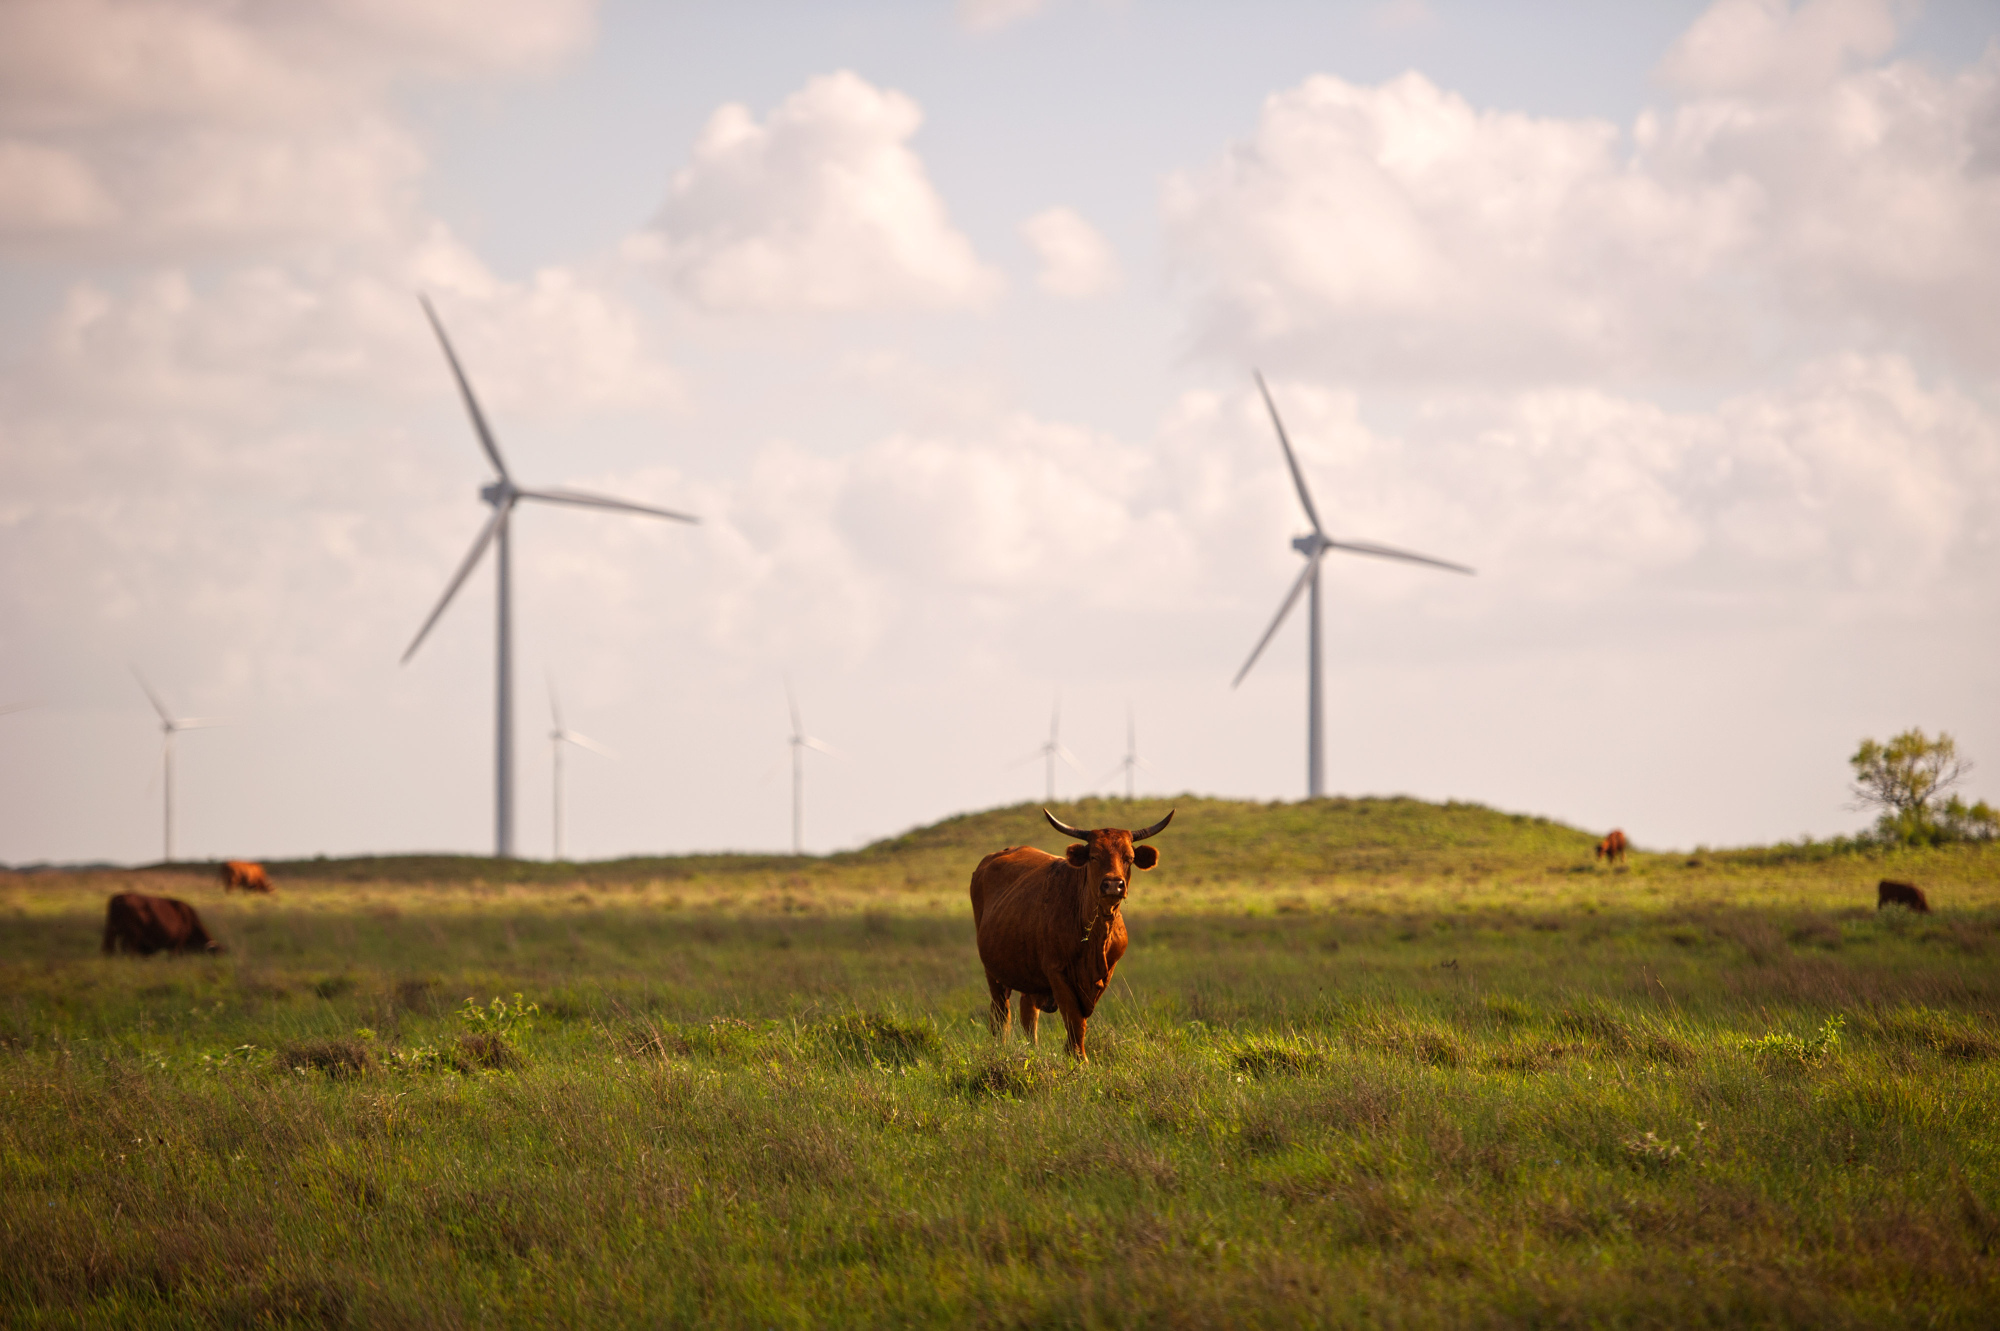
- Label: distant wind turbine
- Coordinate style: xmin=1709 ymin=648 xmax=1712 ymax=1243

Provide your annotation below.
xmin=786 ymin=682 xmax=834 ymax=856
xmin=1234 ymin=372 xmax=1474 ymax=798
xmin=132 ymin=669 xmax=223 ymax=863
xmin=1099 ymin=705 xmax=1145 ymax=800
xmin=1017 ymin=696 xmax=1081 ymax=803
xmin=547 ymin=678 xmax=614 ymax=863
xmin=400 ymin=294 xmax=697 ymax=858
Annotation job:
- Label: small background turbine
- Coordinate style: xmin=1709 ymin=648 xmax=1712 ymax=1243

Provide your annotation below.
xmin=1099 ymin=705 xmax=1146 ymax=800
xmin=786 ymin=682 xmax=834 ymax=856
xmin=1015 ymin=695 xmax=1082 ymax=803
xmin=131 ymin=668 xmax=223 ymax=863
xmin=547 ymin=678 xmax=614 ymax=862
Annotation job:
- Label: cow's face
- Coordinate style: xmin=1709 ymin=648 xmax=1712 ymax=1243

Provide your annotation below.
xmin=1064 ymin=830 xmax=1161 ymax=905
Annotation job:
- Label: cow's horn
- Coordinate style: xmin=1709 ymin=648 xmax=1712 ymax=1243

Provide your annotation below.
xmin=1131 ymin=809 xmax=1175 ymax=842
xmin=1044 ymin=809 xmax=1092 ymax=840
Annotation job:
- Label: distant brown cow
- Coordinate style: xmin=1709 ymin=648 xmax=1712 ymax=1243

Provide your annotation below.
xmin=220 ymin=860 xmax=272 ymax=893
xmin=1877 ymin=879 xmax=1930 ymax=913
xmin=970 ymin=807 xmax=1172 ymax=1060
xmin=103 ymin=893 xmax=222 ymax=956
xmin=1596 ymin=829 xmax=1629 ymax=865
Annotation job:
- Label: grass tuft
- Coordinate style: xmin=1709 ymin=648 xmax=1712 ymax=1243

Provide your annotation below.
xmin=815 ymin=1010 xmax=941 ymax=1066
xmin=1233 ymin=1036 xmax=1327 ymax=1077
xmin=275 ymin=1036 xmax=375 ymax=1078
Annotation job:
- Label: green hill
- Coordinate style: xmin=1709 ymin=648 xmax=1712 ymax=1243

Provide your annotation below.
xmin=249 ymin=795 xmax=1608 ymax=886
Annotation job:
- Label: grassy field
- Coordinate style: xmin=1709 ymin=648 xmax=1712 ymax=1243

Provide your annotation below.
xmin=3 ymin=796 xmax=1997 ymax=1327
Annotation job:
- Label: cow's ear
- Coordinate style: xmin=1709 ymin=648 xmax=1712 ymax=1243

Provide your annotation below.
xmin=1133 ymin=845 xmax=1158 ymax=870
xmin=1065 ymin=843 xmax=1090 ymax=867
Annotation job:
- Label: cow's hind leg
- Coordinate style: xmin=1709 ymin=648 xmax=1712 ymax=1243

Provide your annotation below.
xmin=1016 ymin=994 xmax=1040 ymax=1045
xmin=986 ymin=979 xmax=1012 ymax=1041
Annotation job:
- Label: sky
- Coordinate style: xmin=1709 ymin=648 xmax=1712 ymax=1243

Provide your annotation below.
xmin=1 ymin=0 xmax=1995 ymax=864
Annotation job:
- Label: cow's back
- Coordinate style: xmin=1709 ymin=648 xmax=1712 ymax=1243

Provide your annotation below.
xmin=971 ymin=847 xmax=1071 ymax=991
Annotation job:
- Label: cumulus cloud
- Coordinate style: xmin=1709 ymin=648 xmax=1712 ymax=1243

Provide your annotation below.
xmin=0 ymin=0 xmax=593 ymax=256
xmin=1165 ymin=7 xmax=2000 ymax=381
xmin=957 ymin=0 xmax=1052 ymax=34
xmin=1020 ymin=206 xmax=1120 ymax=298
xmin=630 ymin=71 xmax=1003 ymax=313
xmin=1659 ymin=0 xmax=1900 ymax=96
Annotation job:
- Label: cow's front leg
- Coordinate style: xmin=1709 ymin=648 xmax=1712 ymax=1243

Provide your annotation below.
xmin=986 ymin=979 xmax=1012 ymax=1041
xmin=1016 ymin=994 xmax=1041 ymax=1045
xmin=1047 ymin=974 xmax=1089 ymax=1060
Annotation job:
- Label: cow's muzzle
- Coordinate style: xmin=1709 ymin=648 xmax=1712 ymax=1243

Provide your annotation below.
xmin=1099 ymin=877 xmax=1126 ymax=899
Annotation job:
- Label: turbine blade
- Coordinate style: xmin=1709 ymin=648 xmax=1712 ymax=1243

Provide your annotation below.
xmin=1057 ymin=744 xmax=1083 ymax=773
xmin=802 ymin=736 xmax=836 ymax=756
xmin=420 ymin=294 xmax=511 ymax=481
xmin=516 ymin=487 xmax=698 ymax=524
xmin=563 ymin=730 xmax=616 ymax=759
xmin=1008 ymin=749 xmax=1046 ymax=769
xmin=0 ymin=701 xmax=38 ymax=718
xmin=130 ymin=668 xmax=174 ymax=725
xmin=173 ymin=717 xmax=227 ymax=731
xmin=402 ymin=505 xmax=505 ymax=664
xmin=1232 ymin=551 xmax=1321 ymax=688
xmin=1255 ymin=370 xmax=1326 ymax=537
xmin=1325 ymin=539 xmax=1475 ymax=576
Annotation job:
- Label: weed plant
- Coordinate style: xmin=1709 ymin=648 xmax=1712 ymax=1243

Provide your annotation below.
xmin=2 ymin=798 xmax=1997 ymax=1326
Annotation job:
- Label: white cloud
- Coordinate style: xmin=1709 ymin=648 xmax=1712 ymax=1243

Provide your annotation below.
xmin=0 ymin=0 xmax=592 ymax=257
xmin=1020 ymin=206 xmax=1120 ymax=298
xmin=1165 ymin=11 xmax=2000 ymax=382
xmin=0 ymin=141 xmax=118 ymax=232
xmin=1370 ymin=0 xmax=1436 ymax=33
xmin=631 ymin=71 xmax=1003 ymax=313
xmin=957 ymin=0 xmax=1052 ymax=35
xmin=1659 ymin=0 xmax=1900 ymax=97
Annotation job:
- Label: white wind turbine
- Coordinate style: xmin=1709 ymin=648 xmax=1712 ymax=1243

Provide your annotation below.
xmin=1100 ymin=705 xmax=1145 ymax=800
xmin=1018 ymin=696 xmax=1081 ymax=803
xmin=1234 ymin=372 xmax=1474 ymax=798
xmin=401 ymin=294 xmax=697 ymax=858
xmin=132 ymin=669 xmax=223 ymax=864
xmin=786 ymin=683 xmax=834 ymax=856
xmin=547 ymin=678 xmax=614 ymax=863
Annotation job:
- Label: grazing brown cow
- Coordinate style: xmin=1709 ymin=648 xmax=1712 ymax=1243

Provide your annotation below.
xmin=970 ymin=808 xmax=1172 ymax=1060
xmin=220 ymin=860 xmax=272 ymax=893
xmin=102 ymin=893 xmax=222 ymax=956
xmin=1877 ymin=879 xmax=1930 ymax=913
xmin=1595 ymin=829 xmax=1629 ymax=865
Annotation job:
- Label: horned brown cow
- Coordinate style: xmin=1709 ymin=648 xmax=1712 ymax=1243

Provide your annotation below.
xmin=220 ymin=860 xmax=272 ymax=893
xmin=102 ymin=893 xmax=222 ymax=956
xmin=1596 ymin=829 xmax=1629 ymax=865
xmin=1877 ymin=879 xmax=1930 ymax=913
xmin=970 ymin=808 xmax=1172 ymax=1060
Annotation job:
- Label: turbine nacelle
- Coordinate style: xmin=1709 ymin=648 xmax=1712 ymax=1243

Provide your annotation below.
xmin=480 ymin=480 xmax=515 ymax=508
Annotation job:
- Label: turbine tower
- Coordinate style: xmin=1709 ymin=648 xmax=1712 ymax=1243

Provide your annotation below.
xmin=401 ymin=294 xmax=696 ymax=858
xmin=1233 ymin=372 xmax=1474 ymax=798
xmin=132 ymin=670 xmax=222 ymax=863
xmin=786 ymin=683 xmax=833 ymax=856
xmin=547 ymin=678 xmax=613 ymax=862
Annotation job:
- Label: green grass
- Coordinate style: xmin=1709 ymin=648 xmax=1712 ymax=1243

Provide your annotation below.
xmin=3 ymin=797 xmax=1998 ymax=1326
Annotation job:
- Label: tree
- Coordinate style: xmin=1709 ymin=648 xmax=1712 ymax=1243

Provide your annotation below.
xmin=1850 ymin=729 xmax=2000 ymax=845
